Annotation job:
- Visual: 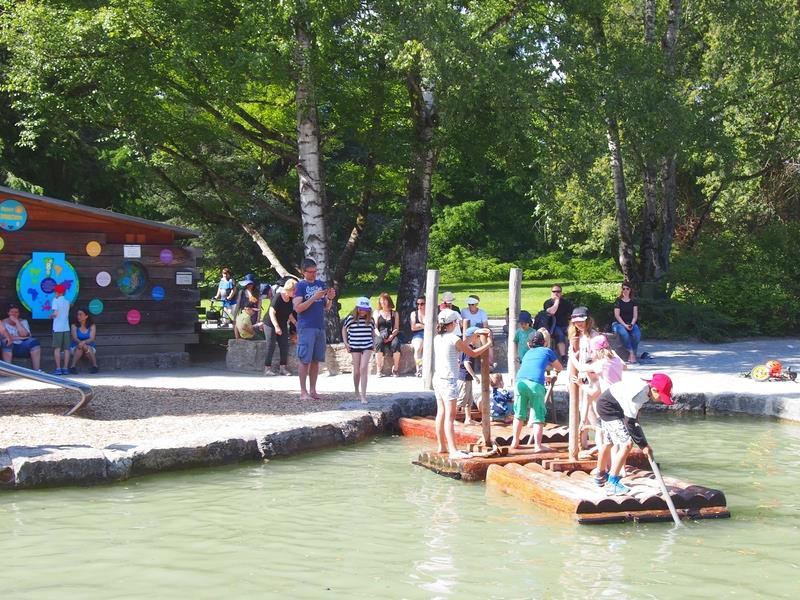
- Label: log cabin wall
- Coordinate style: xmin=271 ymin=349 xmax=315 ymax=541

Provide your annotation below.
xmin=0 ymin=188 xmax=200 ymax=364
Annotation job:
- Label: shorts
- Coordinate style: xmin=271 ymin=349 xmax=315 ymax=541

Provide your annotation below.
xmin=70 ymin=342 xmax=96 ymax=353
xmin=2 ymin=337 xmax=41 ymax=358
xmin=52 ymin=331 xmax=71 ymax=351
xmin=514 ymin=379 xmax=547 ymax=423
xmin=434 ymin=377 xmax=459 ymax=403
xmin=599 ymin=418 xmax=631 ymax=446
xmin=457 ymin=379 xmax=473 ymax=408
xmin=296 ymin=327 xmax=326 ymax=364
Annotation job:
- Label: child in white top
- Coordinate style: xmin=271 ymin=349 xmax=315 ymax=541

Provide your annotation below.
xmin=433 ymin=309 xmax=492 ymax=458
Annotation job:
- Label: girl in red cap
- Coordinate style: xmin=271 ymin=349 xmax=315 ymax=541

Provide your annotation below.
xmin=594 ymin=373 xmax=674 ymax=495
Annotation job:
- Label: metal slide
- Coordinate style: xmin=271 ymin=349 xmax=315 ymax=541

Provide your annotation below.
xmin=0 ymin=361 xmax=93 ymax=416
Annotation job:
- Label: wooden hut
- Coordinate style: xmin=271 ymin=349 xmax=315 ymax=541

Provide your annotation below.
xmin=0 ymin=186 xmax=200 ymax=369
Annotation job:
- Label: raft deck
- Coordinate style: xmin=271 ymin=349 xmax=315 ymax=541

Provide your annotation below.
xmin=486 ymin=461 xmax=730 ymax=524
xmin=397 ymin=416 xmax=568 ymax=447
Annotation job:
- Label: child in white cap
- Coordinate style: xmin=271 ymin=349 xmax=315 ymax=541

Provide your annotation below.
xmin=433 ymin=309 xmax=492 ymax=458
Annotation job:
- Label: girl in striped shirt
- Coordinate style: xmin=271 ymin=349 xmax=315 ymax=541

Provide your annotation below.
xmin=342 ymin=297 xmax=376 ymax=404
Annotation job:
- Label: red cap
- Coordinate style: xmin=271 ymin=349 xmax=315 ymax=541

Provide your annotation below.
xmin=645 ymin=373 xmax=673 ymax=405
xmin=54 ymin=284 xmax=66 ymax=295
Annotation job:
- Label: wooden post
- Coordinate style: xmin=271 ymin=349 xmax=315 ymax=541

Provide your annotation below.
xmin=479 ymin=332 xmax=491 ymax=446
xmin=568 ymin=343 xmax=580 ymax=461
xmin=507 ymin=268 xmax=522 ymax=385
xmin=422 ymin=269 xmax=439 ymax=390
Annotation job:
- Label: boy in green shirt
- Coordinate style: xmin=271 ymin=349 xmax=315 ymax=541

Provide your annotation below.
xmin=515 ymin=310 xmax=533 ymax=363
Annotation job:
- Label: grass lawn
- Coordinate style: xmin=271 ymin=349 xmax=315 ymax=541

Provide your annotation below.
xmin=336 ymin=279 xmax=576 ymax=319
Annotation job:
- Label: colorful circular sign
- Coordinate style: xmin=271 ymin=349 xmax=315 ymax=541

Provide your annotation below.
xmin=16 ymin=252 xmax=80 ymax=318
xmin=0 ymin=199 xmax=27 ymax=231
xmin=88 ymin=298 xmax=104 ymax=315
xmin=86 ymin=241 xmax=102 ymax=257
xmin=116 ymin=261 xmax=149 ymax=297
xmin=96 ymin=271 xmax=111 ymax=287
xmin=151 ymin=286 xmax=165 ymax=301
xmin=126 ymin=309 xmax=142 ymax=325
xmin=159 ymin=248 xmax=174 ymax=264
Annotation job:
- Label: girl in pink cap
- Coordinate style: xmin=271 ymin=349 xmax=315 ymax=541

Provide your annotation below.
xmin=594 ymin=373 xmax=675 ymax=495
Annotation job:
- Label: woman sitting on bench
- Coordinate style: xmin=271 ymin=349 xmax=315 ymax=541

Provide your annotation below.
xmin=68 ymin=307 xmax=99 ymax=374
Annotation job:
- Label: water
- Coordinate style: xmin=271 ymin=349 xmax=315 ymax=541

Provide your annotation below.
xmin=2 ymin=416 xmax=799 ymax=599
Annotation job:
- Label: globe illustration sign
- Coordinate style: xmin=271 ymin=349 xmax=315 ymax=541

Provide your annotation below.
xmin=116 ymin=261 xmax=148 ymax=297
xmin=16 ymin=251 xmax=79 ymax=319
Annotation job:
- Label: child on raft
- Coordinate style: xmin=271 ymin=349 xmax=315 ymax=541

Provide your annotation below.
xmin=576 ymin=334 xmax=626 ymax=434
xmin=458 ymin=325 xmax=491 ymax=426
xmin=595 ymin=373 xmax=674 ymax=495
xmin=514 ymin=310 xmax=534 ymax=363
xmin=510 ymin=329 xmax=563 ymax=451
xmin=433 ymin=309 xmax=492 ymax=458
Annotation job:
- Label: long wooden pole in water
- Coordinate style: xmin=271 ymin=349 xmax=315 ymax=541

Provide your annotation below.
xmin=647 ymin=455 xmax=683 ymax=527
xmin=507 ymin=268 xmax=521 ymax=386
xmin=568 ymin=336 xmax=580 ymax=460
xmin=479 ymin=332 xmax=491 ymax=446
xmin=422 ymin=269 xmax=439 ymax=391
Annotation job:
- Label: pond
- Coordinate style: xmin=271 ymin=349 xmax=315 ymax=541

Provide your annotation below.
xmin=1 ymin=416 xmax=798 ymax=599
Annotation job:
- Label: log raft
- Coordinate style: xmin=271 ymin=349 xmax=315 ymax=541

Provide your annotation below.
xmin=397 ymin=416 xmax=568 ymax=447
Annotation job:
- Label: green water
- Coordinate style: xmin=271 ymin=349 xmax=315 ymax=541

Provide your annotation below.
xmin=2 ymin=416 xmax=799 ymax=599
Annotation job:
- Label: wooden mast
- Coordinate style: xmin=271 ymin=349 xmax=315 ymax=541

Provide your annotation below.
xmin=507 ymin=268 xmax=521 ymax=385
xmin=422 ymin=269 xmax=439 ymax=390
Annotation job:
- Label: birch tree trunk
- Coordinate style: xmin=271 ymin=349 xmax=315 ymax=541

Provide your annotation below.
xmin=295 ymin=11 xmax=340 ymax=341
xmin=397 ymin=69 xmax=436 ymax=331
xmin=606 ymin=117 xmax=638 ymax=286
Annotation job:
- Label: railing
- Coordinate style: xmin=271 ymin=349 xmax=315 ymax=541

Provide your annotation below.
xmin=0 ymin=361 xmax=93 ymax=416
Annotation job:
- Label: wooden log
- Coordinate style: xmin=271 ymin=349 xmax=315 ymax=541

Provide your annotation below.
xmin=422 ymin=269 xmax=439 ymax=391
xmin=507 ymin=268 xmax=521 ymax=385
xmin=478 ymin=332 xmax=491 ymax=445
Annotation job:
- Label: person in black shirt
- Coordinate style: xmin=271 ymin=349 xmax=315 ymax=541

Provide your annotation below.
xmin=611 ymin=281 xmax=641 ymax=363
xmin=263 ymin=279 xmax=297 ymax=376
xmin=543 ymin=284 xmax=574 ymax=364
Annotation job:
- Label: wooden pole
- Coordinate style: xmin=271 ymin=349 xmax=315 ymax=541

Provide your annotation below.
xmin=647 ymin=455 xmax=683 ymax=527
xmin=479 ymin=332 xmax=491 ymax=446
xmin=422 ymin=269 xmax=439 ymax=390
xmin=507 ymin=268 xmax=522 ymax=385
xmin=568 ymin=343 xmax=580 ymax=461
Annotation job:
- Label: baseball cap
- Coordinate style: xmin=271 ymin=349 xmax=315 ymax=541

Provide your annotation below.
xmin=465 ymin=325 xmax=479 ymax=336
xmin=644 ymin=373 xmax=674 ymax=405
xmin=441 ymin=291 xmax=455 ymax=303
xmin=591 ymin=335 xmax=609 ymax=351
xmin=437 ymin=308 xmax=461 ymax=325
xmin=571 ymin=306 xmax=589 ymax=322
xmin=528 ymin=330 xmax=546 ymax=347
xmin=466 ymin=295 xmax=479 ymax=305
xmin=518 ymin=310 xmax=533 ymax=324
xmin=355 ymin=297 xmax=371 ymax=310
xmin=239 ymin=273 xmax=256 ymax=286
xmin=54 ymin=284 xmax=66 ymax=295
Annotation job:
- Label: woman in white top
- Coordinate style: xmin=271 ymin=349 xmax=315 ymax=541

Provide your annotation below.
xmin=567 ymin=306 xmax=600 ymax=451
xmin=433 ymin=309 xmax=492 ymax=458
xmin=408 ymin=295 xmax=426 ymax=377
xmin=342 ymin=297 xmax=375 ymax=404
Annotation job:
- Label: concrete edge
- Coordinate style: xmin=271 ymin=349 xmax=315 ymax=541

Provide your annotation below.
xmin=0 ymin=392 xmax=435 ymax=491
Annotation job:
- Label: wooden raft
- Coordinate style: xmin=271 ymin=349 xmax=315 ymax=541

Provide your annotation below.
xmin=397 ymin=416 xmax=568 ymax=448
xmin=486 ymin=461 xmax=730 ymax=524
xmin=413 ymin=445 xmax=649 ymax=482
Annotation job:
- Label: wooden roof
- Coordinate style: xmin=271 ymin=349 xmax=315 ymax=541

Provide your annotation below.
xmin=0 ymin=185 xmax=198 ymax=239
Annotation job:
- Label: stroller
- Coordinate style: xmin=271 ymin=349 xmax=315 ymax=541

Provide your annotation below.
xmin=206 ymin=299 xmax=236 ymax=327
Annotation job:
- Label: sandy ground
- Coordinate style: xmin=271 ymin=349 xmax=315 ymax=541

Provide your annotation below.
xmin=0 ymin=386 xmax=382 ymax=448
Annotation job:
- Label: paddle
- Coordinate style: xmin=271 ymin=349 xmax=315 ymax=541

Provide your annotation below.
xmin=647 ymin=454 xmax=683 ymax=527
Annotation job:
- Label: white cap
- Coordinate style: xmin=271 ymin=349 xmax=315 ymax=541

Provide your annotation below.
xmin=355 ymin=296 xmax=371 ymax=310
xmin=437 ymin=308 xmax=461 ymax=325
xmin=441 ymin=291 xmax=455 ymax=302
xmin=466 ymin=296 xmax=479 ymax=305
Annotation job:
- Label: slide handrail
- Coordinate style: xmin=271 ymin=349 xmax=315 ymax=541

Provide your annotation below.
xmin=0 ymin=361 xmax=93 ymax=416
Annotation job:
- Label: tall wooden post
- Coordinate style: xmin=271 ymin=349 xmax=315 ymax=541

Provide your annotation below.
xmin=479 ymin=332 xmax=491 ymax=446
xmin=507 ymin=268 xmax=522 ymax=385
xmin=568 ymin=343 xmax=580 ymax=461
xmin=422 ymin=269 xmax=439 ymax=390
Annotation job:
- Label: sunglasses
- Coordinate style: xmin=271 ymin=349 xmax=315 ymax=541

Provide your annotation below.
xmin=551 ymin=289 xmax=562 ymax=293
xmin=417 ymin=302 xmax=425 ymax=305
xmin=622 ymin=286 xmax=631 ymax=290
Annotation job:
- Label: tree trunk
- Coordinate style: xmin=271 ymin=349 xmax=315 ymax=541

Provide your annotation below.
xmin=657 ymin=156 xmax=678 ymax=277
xmin=606 ymin=117 xmax=638 ymax=286
xmin=294 ymin=12 xmax=340 ymax=341
xmin=640 ymin=164 xmax=660 ymax=288
xmin=397 ymin=69 xmax=436 ymax=332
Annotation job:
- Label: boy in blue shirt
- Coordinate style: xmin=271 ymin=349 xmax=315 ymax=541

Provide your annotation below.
xmin=510 ymin=330 xmax=562 ymax=451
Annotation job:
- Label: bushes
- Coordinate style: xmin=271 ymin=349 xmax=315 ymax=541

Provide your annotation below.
xmin=521 ymin=252 xmax=619 ymax=282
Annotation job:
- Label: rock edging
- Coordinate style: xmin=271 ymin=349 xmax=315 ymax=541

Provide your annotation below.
xmin=0 ymin=392 xmax=435 ymax=491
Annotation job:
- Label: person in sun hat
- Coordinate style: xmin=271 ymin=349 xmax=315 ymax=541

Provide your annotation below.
xmin=594 ymin=372 xmax=674 ymax=495
xmin=50 ymin=283 xmax=71 ymax=375
xmin=438 ymin=291 xmax=460 ymax=314
xmin=433 ymin=309 xmax=492 ymax=458
xmin=567 ymin=305 xmax=600 ymax=450
xmin=461 ymin=295 xmax=488 ymax=329
xmin=342 ymin=297 xmax=375 ymax=404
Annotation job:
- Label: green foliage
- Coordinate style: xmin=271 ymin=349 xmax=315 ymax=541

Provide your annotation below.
xmin=521 ymin=253 xmax=618 ymax=282
xmin=433 ymin=245 xmax=515 ymax=283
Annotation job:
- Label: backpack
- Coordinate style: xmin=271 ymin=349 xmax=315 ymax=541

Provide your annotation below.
xmin=533 ymin=309 xmax=555 ymax=333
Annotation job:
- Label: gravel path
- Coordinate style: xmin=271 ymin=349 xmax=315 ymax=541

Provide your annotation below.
xmin=0 ymin=386 xmax=381 ymax=448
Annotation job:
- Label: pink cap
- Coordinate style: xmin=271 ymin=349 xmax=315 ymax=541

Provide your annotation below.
xmin=590 ymin=335 xmax=609 ymax=351
xmin=645 ymin=373 xmax=673 ymax=405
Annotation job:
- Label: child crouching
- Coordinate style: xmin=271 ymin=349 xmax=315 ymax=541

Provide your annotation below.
xmin=595 ymin=373 xmax=674 ymax=495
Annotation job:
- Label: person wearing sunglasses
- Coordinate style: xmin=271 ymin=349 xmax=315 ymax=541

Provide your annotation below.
xmin=409 ymin=295 xmax=427 ymax=377
xmin=612 ymin=281 xmax=641 ymax=363
xmin=543 ymin=284 xmax=573 ymax=365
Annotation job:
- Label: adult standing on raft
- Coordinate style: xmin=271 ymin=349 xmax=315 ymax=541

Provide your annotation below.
xmin=293 ymin=258 xmax=335 ymax=401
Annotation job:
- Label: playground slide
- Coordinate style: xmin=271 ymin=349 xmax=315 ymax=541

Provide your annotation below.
xmin=0 ymin=361 xmax=93 ymax=416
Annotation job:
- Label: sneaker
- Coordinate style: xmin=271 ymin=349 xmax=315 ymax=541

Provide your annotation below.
xmin=594 ymin=471 xmax=608 ymax=487
xmin=90 ymin=366 xmax=99 ymax=374
xmin=68 ymin=367 xmax=78 ymax=375
xmin=279 ymin=367 xmax=290 ymax=376
xmin=263 ymin=368 xmax=276 ymax=376
xmin=608 ymin=480 xmax=631 ymax=496
xmin=50 ymin=369 xmax=63 ymax=376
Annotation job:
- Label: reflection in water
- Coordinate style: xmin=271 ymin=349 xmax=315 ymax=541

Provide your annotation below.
xmin=1 ymin=417 xmax=799 ymax=599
